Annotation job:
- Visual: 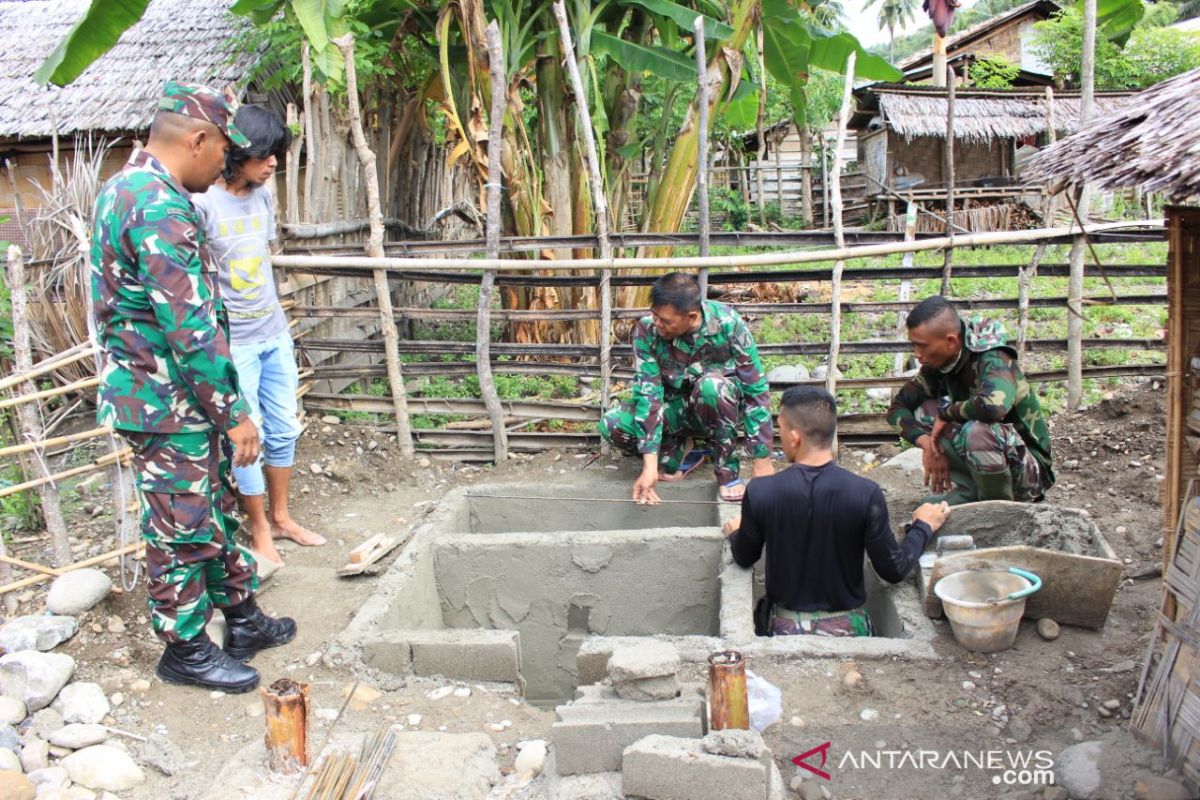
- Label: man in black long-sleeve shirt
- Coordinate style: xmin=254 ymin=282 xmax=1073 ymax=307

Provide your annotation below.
xmin=724 ymin=386 xmax=949 ymax=637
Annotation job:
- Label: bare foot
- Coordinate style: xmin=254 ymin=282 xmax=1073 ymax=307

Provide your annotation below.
xmin=718 ymin=480 xmax=746 ymax=502
xmin=271 ymin=516 xmax=326 ymax=547
xmin=251 ymin=539 xmax=285 ymax=566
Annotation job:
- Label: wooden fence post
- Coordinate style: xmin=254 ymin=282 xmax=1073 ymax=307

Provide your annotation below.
xmin=553 ymin=1 xmax=614 ymax=419
xmin=894 ymin=201 xmax=917 ymax=375
xmin=478 ymin=21 xmax=510 ymax=463
xmin=826 ymin=52 xmax=855 ymax=450
xmin=1017 ymin=243 xmax=1047 ymax=360
xmin=285 ymin=103 xmax=301 ymax=226
xmin=334 ymin=34 xmax=415 ymax=457
xmin=755 ymin=20 xmax=767 ymax=227
xmin=941 ymin=63 xmax=956 ymax=296
xmin=694 ymin=16 xmax=711 ymax=295
xmin=6 ymin=245 xmax=72 ymax=567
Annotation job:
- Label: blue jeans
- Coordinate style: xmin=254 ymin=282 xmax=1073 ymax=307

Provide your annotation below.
xmin=230 ymin=330 xmax=302 ymax=496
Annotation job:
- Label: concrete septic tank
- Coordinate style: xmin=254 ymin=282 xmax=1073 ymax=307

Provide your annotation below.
xmin=332 ymin=472 xmax=940 ymax=707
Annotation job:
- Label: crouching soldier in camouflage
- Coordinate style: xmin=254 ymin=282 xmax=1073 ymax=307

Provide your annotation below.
xmin=91 ymin=82 xmax=297 ymax=693
xmin=887 ymin=296 xmax=1054 ymax=505
xmin=599 ymin=272 xmax=775 ymax=504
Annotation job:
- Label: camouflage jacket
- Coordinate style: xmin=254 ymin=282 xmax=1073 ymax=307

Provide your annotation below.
xmin=90 ymin=150 xmax=248 ymax=434
xmin=886 ymin=317 xmax=1054 ymax=487
xmin=629 ymin=299 xmax=773 ymax=458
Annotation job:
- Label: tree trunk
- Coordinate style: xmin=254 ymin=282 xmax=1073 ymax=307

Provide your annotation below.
xmin=800 ymin=127 xmax=814 ymax=227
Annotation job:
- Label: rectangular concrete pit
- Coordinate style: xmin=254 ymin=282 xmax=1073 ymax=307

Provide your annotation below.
xmin=435 ymin=530 xmax=724 ymax=705
xmin=552 ymin=689 xmax=706 ymax=775
xmin=622 ymin=734 xmax=781 ymax=800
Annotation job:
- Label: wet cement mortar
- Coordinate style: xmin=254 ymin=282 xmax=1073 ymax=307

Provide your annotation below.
xmin=1 ymin=382 xmax=1178 ymax=800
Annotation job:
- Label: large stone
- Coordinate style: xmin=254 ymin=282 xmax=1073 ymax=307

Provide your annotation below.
xmin=61 ymin=745 xmax=145 ymax=792
xmin=0 ymin=747 xmax=21 ymax=771
xmin=27 ymin=708 xmax=64 ymax=739
xmin=608 ymin=641 xmax=680 ymax=682
xmin=19 ymin=739 xmax=49 ymax=773
xmin=51 ymin=683 xmax=110 ymax=725
xmin=0 ymin=771 xmax=35 ymax=800
xmin=881 ymin=447 xmax=925 ymax=476
xmin=0 ymin=652 xmax=75 ymax=711
xmin=136 ymin=732 xmax=188 ymax=776
xmin=1134 ymin=776 xmax=1193 ymax=800
xmin=0 ymin=616 xmax=78 ymax=654
xmin=39 ymin=787 xmax=100 ymax=800
xmin=1054 ymin=741 xmax=1106 ymax=800
xmin=766 ymin=365 xmax=810 ymax=385
xmin=0 ymin=722 xmax=17 ymax=752
xmin=49 ymin=724 xmax=108 ymax=750
xmin=45 ymin=571 xmax=112 ymax=616
xmin=0 ymin=696 xmax=27 ymax=726
xmin=26 ymin=766 xmax=70 ymax=791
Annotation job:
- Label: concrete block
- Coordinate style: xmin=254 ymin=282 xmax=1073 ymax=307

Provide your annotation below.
xmin=622 ymin=734 xmax=771 ymax=800
xmin=403 ymin=629 xmax=522 ymax=684
xmin=613 ymin=674 xmax=680 ymax=702
xmin=608 ymin=641 xmax=680 ymax=682
xmin=362 ymin=634 xmax=413 ymax=676
xmin=577 ymin=639 xmax=615 ymax=686
xmin=552 ymin=696 xmax=704 ymax=775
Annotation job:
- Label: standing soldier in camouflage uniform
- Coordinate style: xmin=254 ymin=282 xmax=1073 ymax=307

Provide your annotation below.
xmin=887 ymin=295 xmax=1054 ymax=505
xmin=599 ymin=273 xmax=775 ymax=503
xmin=91 ymin=82 xmax=297 ymax=693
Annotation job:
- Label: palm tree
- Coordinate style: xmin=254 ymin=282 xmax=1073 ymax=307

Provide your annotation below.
xmin=866 ymin=0 xmax=920 ymax=62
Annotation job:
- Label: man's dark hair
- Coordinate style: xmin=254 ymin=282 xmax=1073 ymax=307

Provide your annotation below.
xmin=223 ymin=105 xmax=292 ymax=182
xmin=650 ymin=272 xmax=702 ymax=313
xmin=905 ymin=295 xmax=960 ymax=331
xmin=779 ymin=386 xmax=837 ymax=449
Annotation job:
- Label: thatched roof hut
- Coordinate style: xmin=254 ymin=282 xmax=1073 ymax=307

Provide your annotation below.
xmin=1023 ymin=67 xmax=1200 ymax=200
xmin=0 ymin=0 xmax=255 ymax=141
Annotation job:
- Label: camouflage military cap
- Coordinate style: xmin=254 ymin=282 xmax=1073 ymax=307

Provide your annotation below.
xmin=157 ymin=81 xmax=250 ymax=147
xmin=964 ymin=315 xmax=1009 ymax=353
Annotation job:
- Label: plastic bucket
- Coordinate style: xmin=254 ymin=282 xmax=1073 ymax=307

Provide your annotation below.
xmin=933 ymin=567 xmax=1042 ymax=653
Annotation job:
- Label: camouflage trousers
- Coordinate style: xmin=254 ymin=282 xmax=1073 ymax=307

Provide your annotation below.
xmin=599 ymin=373 xmax=744 ymax=485
xmin=125 ymin=430 xmax=259 ymax=644
xmin=913 ymin=398 xmax=1044 ymax=503
xmin=770 ymin=605 xmax=874 ymax=638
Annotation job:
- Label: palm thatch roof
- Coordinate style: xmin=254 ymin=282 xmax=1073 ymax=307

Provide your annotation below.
xmin=850 ymin=86 xmax=1135 ymax=143
xmin=0 ymin=0 xmax=256 ymax=140
xmin=1023 ymin=68 xmax=1200 ymax=200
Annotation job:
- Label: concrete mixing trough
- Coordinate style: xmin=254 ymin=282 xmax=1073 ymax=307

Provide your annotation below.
xmin=917 ymin=500 xmax=1121 ymax=629
xmin=335 ymin=471 xmax=938 ymax=705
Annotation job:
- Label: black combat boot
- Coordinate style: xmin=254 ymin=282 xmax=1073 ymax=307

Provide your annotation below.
xmin=156 ymin=635 xmax=260 ymax=693
xmin=223 ymin=596 xmax=297 ymax=662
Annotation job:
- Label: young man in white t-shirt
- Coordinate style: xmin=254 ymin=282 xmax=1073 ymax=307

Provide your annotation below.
xmin=193 ymin=105 xmax=324 ymax=567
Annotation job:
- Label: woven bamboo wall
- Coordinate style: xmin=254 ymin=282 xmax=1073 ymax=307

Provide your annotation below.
xmin=1132 ymin=205 xmax=1200 ymax=787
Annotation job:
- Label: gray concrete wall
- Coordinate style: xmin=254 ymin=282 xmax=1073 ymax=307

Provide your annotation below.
xmin=461 ymin=483 xmax=720 ymax=534
xmin=434 ymin=530 xmax=725 ymax=704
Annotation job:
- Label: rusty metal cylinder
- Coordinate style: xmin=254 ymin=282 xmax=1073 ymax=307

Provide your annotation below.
xmin=707 ymin=649 xmax=750 ymax=730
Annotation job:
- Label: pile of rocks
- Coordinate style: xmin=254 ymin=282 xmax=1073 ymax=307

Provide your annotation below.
xmin=0 ymin=570 xmax=147 ymax=799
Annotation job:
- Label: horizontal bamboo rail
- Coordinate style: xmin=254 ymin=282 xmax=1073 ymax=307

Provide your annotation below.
xmin=0 ymin=345 xmax=98 ymax=393
xmin=0 ymin=541 xmax=144 ymax=596
xmin=0 ymin=377 xmax=100 ymax=410
xmin=272 ymin=220 xmax=1163 ymax=274
xmin=0 ymin=426 xmax=113 ymax=459
xmin=0 ymin=448 xmax=131 ymax=500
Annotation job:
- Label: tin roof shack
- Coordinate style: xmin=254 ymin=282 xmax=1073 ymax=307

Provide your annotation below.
xmin=1025 ymin=66 xmax=1200 ymax=788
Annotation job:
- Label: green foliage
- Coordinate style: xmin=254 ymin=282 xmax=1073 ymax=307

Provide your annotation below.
xmin=35 ymin=0 xmax=151 ymax=86
xmin=708 ymin=188 xmax=752 ymax=230
xmin=1032 ymin=4 xmax=1200 ymax=89
xmin=968 ymin=55 xmax=1019 ymax=88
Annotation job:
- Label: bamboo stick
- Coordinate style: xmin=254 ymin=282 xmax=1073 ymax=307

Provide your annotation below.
xmin=271 ymin=220 xmax=1157 ymax=274
xmin=8 ymin=246 xmax=72 ymax=567
xmin=552 ymin=1 xmax=614 ymax=418
xmin=1067 ymin=189 xmax=1087 ymax=410
xmin=0 ymin=448 xmax=130 ymax=501
xmin=286 ymin=103 xmax=301 ymax=226
xmin=262 ymin=678 xmax=311 ymax=773
xmin=941 ymin=63 xmax=956 ymax=296
xmin=707 ymin=649 xmax=750 ymax=731
xmin=694 ymin=16 xmax=712 ymax=295
xmin=334 ymin=34 xmax=415 ymax=459
xmin=0 ymin=540 xmax=143 ymax=596
xmin=825 ymin=53 xmax=855 ymax=426
xmin=0 ymin=554 xmax=64 ymax=577
xmin=478 ymin=21 xmax=509 ymax=464
xmin=1017 ymin=243 xmax=1047 ymax=360
xmin=301 ymin=43 xmax=315 ymax=224
xmin=0 ymin=345 xmax=98 ymax=393
xmin=0 ymin=426 xmax=112 ymax=459
xmin=0 ymin=377 xmax=101 ymax=411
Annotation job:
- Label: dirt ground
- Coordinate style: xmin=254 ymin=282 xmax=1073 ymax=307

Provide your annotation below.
xmin=2 ymin=380 xmax=1180 ymax=800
